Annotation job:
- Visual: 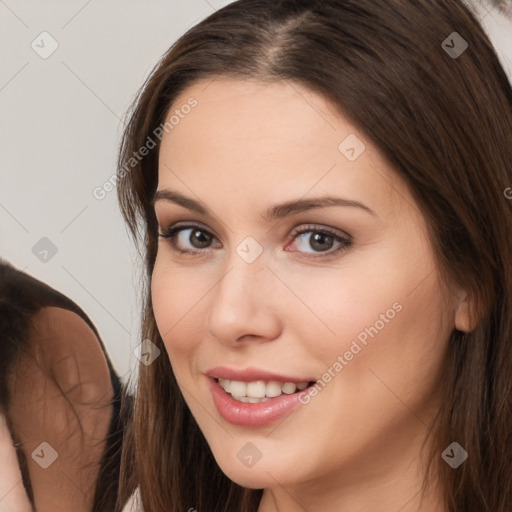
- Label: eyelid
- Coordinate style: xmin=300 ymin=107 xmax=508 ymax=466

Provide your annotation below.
xmin=158 ymin=221 xmax=352 ymax=259
xmin=157 ymin=220 xmax=350 ymax=240
xmin=157 ymin=220 xmax=220 ymax=242
xmin=158 ymin=222 xmax=221 ymax=255
xmin=290 ymin=223 xmax=352 ymax=241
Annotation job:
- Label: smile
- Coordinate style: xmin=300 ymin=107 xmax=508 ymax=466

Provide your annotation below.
xmin=217 ymin=378 xmax=312 ymax=402
xmin=208 ymin=377 xmax=316 ymax=427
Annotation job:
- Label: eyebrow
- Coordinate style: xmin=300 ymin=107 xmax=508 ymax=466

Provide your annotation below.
xmin=152 ymin=189 xmax=377 ymax=220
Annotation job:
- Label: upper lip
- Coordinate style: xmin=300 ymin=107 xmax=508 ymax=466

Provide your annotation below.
xmin=206 ymin=366 xmax=315 ymax=383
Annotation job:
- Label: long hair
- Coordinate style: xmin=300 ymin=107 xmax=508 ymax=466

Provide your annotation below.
xmin=116 ymin=1 xmax=512 ymax=510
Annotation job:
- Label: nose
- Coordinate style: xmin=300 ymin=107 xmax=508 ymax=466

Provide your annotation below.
xmin=205 ymin=250 xmax=282 ymax=346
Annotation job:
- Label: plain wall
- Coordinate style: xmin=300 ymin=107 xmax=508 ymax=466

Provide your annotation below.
xmin=1 ymin=0 xmax=511 ymax=381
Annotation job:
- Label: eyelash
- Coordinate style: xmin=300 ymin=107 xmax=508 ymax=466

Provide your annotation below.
xmin=157 ymin=222 xmax=352 ymax=260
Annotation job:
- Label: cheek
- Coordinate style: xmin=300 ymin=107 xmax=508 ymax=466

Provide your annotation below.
xmin=280 ymin=259 xmax=406 ymax=354
xmin=316 ymin=274 xmax=449 ymax=422
xmin=150 ymin=257 xmax=206 ymax=361
xmin=284 ymin=240 xmax=449 ymax=388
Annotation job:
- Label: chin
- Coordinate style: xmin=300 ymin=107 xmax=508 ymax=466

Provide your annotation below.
xmin=212 ymin=451 xmax=302 ymax=490
xmin=222 ymin=467 xmax=275 ymax=489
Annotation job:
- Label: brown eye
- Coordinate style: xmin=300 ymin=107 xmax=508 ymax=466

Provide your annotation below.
xmin=188 ymin=228 xmax=213 ymax=248
xmin=158 ymin=224 xmax=220 ymax=255
xmin=288 ymin=225 xmax=352 ymax=259
xmin=308 ymin=232 xmax=335 ymax=252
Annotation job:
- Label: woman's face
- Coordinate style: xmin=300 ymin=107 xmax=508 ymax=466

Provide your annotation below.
xmin=151 ymin=78 xmax=466 ymax=493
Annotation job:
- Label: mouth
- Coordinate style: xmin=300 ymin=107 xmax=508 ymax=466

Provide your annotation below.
xmin=208 ymin=376 xmax=317 ymax=427
xmin=214 ymin=377 xmax=316 ymax=403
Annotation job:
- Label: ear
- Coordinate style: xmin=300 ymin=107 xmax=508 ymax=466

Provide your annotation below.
xmin=454 ymin=289 xmax=473 ymax=333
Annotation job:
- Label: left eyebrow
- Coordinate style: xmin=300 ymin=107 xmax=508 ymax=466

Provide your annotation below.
xmin=152 ymin=189 xmax=378 ymax=220
xmin=263 ymin=196 xmax=378 ymax=220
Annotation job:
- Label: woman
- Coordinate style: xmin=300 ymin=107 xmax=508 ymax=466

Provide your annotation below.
xmin=116 ymin=0 xmax=512 ymax=510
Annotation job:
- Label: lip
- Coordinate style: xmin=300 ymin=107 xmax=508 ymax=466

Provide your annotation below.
xmin=205 ymin=366 xmax=315 ymax=383
xmin=207 ymin=376 xmax=313 ymax=428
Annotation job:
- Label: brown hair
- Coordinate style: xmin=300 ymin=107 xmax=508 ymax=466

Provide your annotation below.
xmin=116 ymin=1 xmax=512 ymax=510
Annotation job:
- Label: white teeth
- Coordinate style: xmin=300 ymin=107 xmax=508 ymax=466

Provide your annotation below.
xmin=246 ymin=381 xmax=266 ymax=398
xmin=218 ymin=378 xmax=231 ymax=393
xmin=229 ymin=380 xmax=247 ymax=397
xmin=248 ymin=396 xmax=266 ymax=403
xmin=232 ymin=395 xmax=269 ymax=403
xmin=217 ymin=378 xmax=310 ymax=400
xmin=265 ymin=381 xmax=283 ymax=398
xmin=282 ymin=382 xmax=297 ymax=394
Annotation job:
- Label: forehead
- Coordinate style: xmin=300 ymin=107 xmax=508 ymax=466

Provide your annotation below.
xmin=156 ymin=78 xmax=411 ymax=221
xmin=160 ymin=78 xmax=353 ymax=165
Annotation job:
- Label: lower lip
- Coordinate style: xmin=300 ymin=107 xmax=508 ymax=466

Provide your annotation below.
xmin=208 ymin=377 xmax=309 ymax=428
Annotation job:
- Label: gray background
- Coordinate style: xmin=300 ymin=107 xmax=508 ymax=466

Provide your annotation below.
xmin=1 ymin=1 xmax=511 ymax=383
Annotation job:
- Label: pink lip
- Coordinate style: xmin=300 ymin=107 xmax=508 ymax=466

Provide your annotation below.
xmin=207 ymin=377 xmax=313 ymax=428
xmin=205 ymin=366 xmax=315 ymax=383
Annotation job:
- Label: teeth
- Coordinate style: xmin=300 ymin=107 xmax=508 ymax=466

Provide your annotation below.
xmin=282 ymin=382 xmax=296 ymax=394
xmin=228 ymin=380 xmax=246 ymax=397
xmin=217 ymin=378 xmax=310 ymax=401
xmin=246 ymin=381 xmax=266 ymax=398
xmin=265 ymin=381 xmax=283 ymax=398
xmin=248 ymin=396 xmax=265 ymax=403
xmin=218 ymin=378 xmax=231 ymax=393
xmin=232 ymin=395 xmax=269 ymax=403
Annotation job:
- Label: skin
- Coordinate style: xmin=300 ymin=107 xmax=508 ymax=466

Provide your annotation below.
xmin=0 ymin=413 xmax=32 ymax=511
xmin=151 ymin=78 xmax=472 ymax=512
